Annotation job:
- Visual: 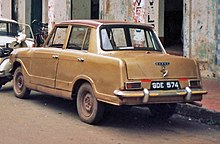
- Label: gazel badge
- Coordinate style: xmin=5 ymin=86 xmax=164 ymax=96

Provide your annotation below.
xmin=155 ymin=62 xmax=170 ymax=78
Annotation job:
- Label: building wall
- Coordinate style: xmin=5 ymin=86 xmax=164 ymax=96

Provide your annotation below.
xmin=100 ymin=0 xmax=219 ymax=78
xmin=0 ymin=0 xmax=11 ymax=18
xmin=72 ymin=0 xmax=91 ymax=19
xmin=17 ymin=0 xmax=27 ymax=24
xmin=48 ymin=0 xmax=67 ymax=31
xmin=0 ymin=0 xmax=219 ymax=79
xmin=100 ymin=0 xmax=159 ymax=33
xmin=184 ymin=0 xmax=218 ymax=78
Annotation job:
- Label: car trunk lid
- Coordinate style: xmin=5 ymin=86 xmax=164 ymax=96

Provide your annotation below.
xmin=120 ymin=53 xmax=199 ymax=80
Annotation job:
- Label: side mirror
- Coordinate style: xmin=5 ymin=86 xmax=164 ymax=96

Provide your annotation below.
xmin=0 ymin=47 xmax=13 ymax=58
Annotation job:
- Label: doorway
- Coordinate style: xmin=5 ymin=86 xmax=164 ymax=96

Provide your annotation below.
xmin=11 ymin=0 xmax=18 ymax=21
xmin=91 ymin=0 xmax=99 ymax=19
xmin=31 ymin=0 xmax=42 ymax=34
xmin=164 ymin=0 xmax=183 ymax=56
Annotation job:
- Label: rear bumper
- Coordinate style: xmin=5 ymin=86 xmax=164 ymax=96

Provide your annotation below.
xmin=114 ymin=87 xmax=207 ymax=104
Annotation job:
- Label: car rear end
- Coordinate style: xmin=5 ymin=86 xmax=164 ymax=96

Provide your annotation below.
xmin=113 ymin=53 xmax=207 ymax=105
xmin=98 ymin=22 xmax=207 ymax=106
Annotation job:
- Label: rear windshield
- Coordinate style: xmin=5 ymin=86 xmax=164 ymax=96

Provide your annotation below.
xmin=100 ymin=25 xmax=162 ymax=52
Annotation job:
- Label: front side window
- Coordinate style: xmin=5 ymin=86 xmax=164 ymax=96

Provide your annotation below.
xmin=47 ymin=26 xmax=68 ymax=48
xmin=100 ymin=25 xmax=162 ymax=51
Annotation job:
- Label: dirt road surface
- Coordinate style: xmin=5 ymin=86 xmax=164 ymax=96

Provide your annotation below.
xmin=0 ymin=83 xmax=219 ymax=144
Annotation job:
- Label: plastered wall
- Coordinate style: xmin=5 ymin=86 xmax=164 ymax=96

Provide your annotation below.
xmin=184 ymin=0 xmax=218 ymax=78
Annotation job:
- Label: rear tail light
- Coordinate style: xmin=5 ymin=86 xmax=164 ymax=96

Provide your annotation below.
xmin=189 ymin=80 xmax=201 ymax=88
xmin=125 ymin=82 xmax=142 ymax=90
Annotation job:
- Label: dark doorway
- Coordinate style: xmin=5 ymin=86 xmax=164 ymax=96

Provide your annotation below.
xmin=31 ymin=0 xmax=42 ymax=34
xmin=164 ymin=0 xmax=183 ymax=55
xmin=12 ymin=0 xmax=18 ymax=21
xmin=91 ymin=0 xmax=99 ymax=19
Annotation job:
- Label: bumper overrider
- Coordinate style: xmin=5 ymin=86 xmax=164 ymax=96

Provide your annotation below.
xmin=114 ymin=87 xmax=207 ymax=104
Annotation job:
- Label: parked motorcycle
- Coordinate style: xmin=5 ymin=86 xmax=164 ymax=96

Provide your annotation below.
xmin=0 ymin=33 xmax=28 ymax=89
xmin=32 ymin=20 xmax=48 ymax=47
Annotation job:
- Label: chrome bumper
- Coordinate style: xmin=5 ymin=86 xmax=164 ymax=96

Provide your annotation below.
xmin=114 ymin=87 xmax=207 ymax=103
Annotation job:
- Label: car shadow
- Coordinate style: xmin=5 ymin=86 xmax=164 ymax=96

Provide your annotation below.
xmin=0 ymin=86 xmax=13 ymax=92
xmin=19 ymin=91 xmax=217 ymax=132
xmin=27 ymin=92 xmax=77 ymax=115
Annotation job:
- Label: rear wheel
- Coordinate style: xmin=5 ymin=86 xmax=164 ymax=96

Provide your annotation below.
xmin=149 ymin=103 xmax=177 ymax=120
xmin=13 ymin=67 xmax=30 ymax=99
xmin=77 ymin=83 xmax=104 ymax=124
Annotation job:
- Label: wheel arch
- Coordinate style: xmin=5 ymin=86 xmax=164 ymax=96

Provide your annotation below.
xmin=11 ymin=61 xmax=22 ymax=75
xmin=72 ymin=75 xmax=97 ymax=99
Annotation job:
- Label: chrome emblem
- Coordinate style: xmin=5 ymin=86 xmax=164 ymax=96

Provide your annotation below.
xmin=155 ymin=62 xmax=170 ymax=78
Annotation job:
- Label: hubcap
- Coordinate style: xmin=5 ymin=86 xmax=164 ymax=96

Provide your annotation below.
xmin=17 ymin=75 xmax=23 ymax=89
xmin=15 ymin=72 xmax=23 ymax=93
xmin=82 ymin=93 xmax=93 ymax=117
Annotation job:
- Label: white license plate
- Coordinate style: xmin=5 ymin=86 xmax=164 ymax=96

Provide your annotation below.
xmin=151 ymin=81 xmax=180 ymax=90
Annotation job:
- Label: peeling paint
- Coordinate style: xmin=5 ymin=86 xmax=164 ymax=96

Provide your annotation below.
xmin=0 ymin=0 xmax=219 ymax=78
xmin=48 ymin=0 xmax=67 ymax=32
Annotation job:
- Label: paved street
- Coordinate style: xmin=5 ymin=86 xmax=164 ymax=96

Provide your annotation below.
xmin=0 ymin=83 xmax=220 ymax=144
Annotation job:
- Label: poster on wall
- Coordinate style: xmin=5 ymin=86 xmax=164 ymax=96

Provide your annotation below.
xmin=132 ymin=0 xmax=158 ymax=32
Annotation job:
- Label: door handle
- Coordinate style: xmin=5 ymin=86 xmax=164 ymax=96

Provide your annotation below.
xmin=52 ymin=55 xmax=59 ymax=59
xmin=77 ymin=58 xmax=84 ymax=62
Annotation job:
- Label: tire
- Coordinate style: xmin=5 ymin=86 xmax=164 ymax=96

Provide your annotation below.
xmin=77 ymin=83 xmax=104 ymax=124
xmin=149 ymin=103 xmax=177 ymax=120
xmin=13 ymin=67 xmax=30 ymax=99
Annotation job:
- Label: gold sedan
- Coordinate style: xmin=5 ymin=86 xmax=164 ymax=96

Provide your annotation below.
xmin=9 ymin=20 xmax=207 ymax=124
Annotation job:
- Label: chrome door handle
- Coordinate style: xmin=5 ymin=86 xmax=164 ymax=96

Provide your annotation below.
xmin=77 ymin=58 xmax=84 ymax=62
xmin=52 ymin=55 xmax=59 ymax=59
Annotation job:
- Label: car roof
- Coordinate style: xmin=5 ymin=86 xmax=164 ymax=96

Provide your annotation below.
xmin=0 ymin=17 xmax=18 ymax=24
xmin=58 ymin=20 xmax=154 ymax=29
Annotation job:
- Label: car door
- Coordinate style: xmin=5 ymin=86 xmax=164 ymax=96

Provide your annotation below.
xmin=55 ymin=25 xmax=91 ymax=91
xmin=30 ymin=25 xmax=70 ymax=88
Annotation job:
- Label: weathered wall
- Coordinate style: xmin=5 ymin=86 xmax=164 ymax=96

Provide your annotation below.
xmin=100 ymin=0 xmax=161 ymax=37
xmin=0 ymin=0 xmax=11 ymax=18
xmin=72 ymin=0 xmax=91 ymax=19
xmin=100 ymin=0 xmax=132 ymax=21
xmin=0 ymin=0 xmax=219 ymax=78
xmin=184 ymin=0 xmax=218 ymax=78
xmin=16 ymin=0 xmax=31 ymax=24
xmin=48 ymin=0 xmax=67 ymax=31
xmin=42 ymin=0 xmax=49 ymax=23
xmin=216 ymin=0 xmax=220 ymax=78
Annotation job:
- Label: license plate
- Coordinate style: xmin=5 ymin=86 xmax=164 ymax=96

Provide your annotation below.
xmin=150 ymin=81 xmax=180 ymax=90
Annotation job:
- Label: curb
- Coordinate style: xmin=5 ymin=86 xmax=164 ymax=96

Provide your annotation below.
xmin=176 ymin=103 xmax=220 ymax=125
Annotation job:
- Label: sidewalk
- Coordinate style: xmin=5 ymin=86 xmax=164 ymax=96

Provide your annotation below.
xmin=176 ymin=78 xmax=220 ymax=125
xmin=201 ymin=78 xmax=220 ymax=112
xmin=165 ymin=46 xmax=220 ymax=113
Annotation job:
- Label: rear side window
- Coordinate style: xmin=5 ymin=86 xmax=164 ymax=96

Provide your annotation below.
xmin=67 ymin=26 xmax=91 ymax=50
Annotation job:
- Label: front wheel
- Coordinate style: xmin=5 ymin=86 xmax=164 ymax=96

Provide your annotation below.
xmin=13 ymin=67 xmax=30 ymax=99
xmin=77 ymin=83 xmax=104 ymax=124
